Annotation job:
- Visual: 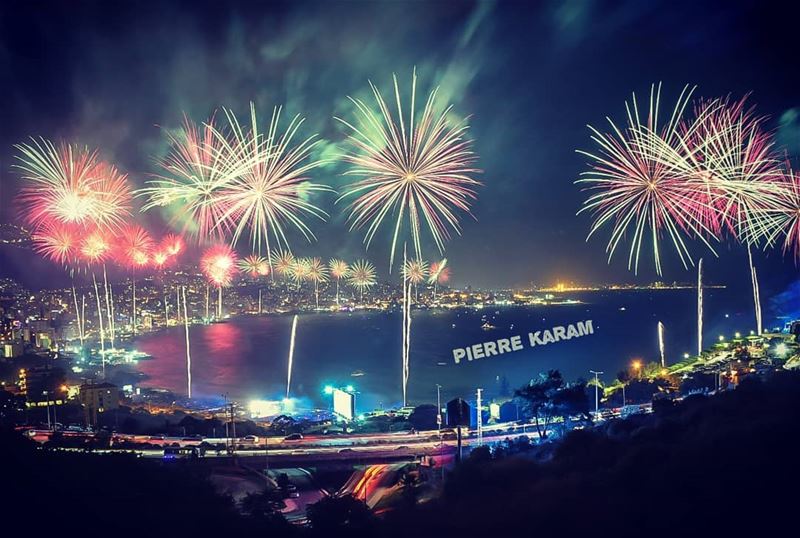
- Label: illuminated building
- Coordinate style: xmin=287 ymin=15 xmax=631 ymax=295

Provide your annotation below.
xmin=79 ymin=382 xmax=120 ymax=425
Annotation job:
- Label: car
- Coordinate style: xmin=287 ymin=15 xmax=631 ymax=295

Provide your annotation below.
xmin=242 ymin=435 xmax=259 ymax=443
xmin=283 ymin=433 xmax=303 ymax=441
xmin=338 ymin=448 xmax=354 ymax=453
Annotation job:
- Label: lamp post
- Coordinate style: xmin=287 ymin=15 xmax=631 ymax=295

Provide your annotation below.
xmin=436 ymin=384 xmax=442 ymax=432
xmin=43 ymin=390 xmax=51 ymax=430
xmin=589 ymin=370 xmax=603 ymax=418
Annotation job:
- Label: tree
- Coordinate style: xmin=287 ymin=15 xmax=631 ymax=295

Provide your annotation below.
xmin=515 ymin=371 xmax=592 ymax=439
xmin=307 ymin=494 xmax=376 ymax=533
xmin=514 ymin=370 xmax=565 ymax=439
xmin=408 ymin=404 xmax=438 ymax=431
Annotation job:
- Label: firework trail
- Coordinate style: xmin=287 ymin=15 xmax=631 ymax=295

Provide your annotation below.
xmin=15 ymin=139 xmax=132 ymax=230
xmin=428 ymin=258 xmax=449 ymax=300
xmin=401 ymin=246 xmax=412 ymax=406
xmin=577 ymin=84 xmax=722 ymax=275
xmin=748 ymin=247 xmax=763 ymax=335
xmin=337 ymin=70 xmax=481 ymax=270
xmin=286 ymin=314 xmax=298 ymax=399
xmin=80 ymin=230 xmax=111 ymax=371
xmin=140 ymin=116 xmax=242 ymax=242
xmin=117 ymin=225 xmax=154 ymax=335
xmin=348 ymin=259 xmax=377 ymax=303
xmin=218 ymin=103 xmax=331 ymax=254
xmin=201 ymin=245 xmax=238 ymax=318
xmin=329 ymin=259 xmax=350 ymax=305
xmin=658 ymin=321 xmax=666 ymax=367
xmin=697 ymin=258 xmax=703 ymax=356
xmin=306 ymin=257 xmax=329 ymax=308
xmin=182 ymin=286 xmax=192 ymax=398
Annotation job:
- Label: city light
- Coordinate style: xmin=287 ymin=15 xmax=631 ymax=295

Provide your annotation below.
xmin=323 ymin=385 xmax=334 ymax=395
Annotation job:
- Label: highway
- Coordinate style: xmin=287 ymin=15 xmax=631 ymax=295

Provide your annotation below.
xmin=25 ymin=423 xmax=544 ymax=464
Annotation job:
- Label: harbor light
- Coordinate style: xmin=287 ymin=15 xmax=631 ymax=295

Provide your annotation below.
xmin=323 ymin=385 xmax=334 ymax=395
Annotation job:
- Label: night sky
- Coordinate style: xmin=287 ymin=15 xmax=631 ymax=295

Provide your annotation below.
xmin=0 ymin=0 xmax=797 ymax=297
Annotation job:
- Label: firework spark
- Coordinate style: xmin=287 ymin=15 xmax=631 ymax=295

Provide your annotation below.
xmin=217 ymin=103 xmax=330 ymax=253
xmin=577 ymin=84 xmax=726 ymax=275
xmin=337 ymin=70 xmax=481 ymax=269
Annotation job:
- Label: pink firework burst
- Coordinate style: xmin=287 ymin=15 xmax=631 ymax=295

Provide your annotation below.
xmin=31 ymin=220 xmax=80 ymax=266
xmin=201 ymin=244 xmax=238 ymax=287
xmin=117 ymin=225 xmax=154 ymax=269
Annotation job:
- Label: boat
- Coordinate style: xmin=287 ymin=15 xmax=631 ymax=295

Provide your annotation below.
xmin=350 ymin=370 xmax=366 ymax=377
xmin=481 ymin=321 xmax=496 ymax=330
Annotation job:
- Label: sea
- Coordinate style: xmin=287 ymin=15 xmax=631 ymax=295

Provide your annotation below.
xmin=131 ymin=287 xmax=789 ymax=410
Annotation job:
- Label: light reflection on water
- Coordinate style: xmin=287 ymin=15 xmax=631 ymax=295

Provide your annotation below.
xmin=134 ymin=289 xmax=758 ymax=409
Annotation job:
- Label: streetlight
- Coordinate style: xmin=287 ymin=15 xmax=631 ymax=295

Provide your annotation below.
xmin=631 ymin=360 xmax=642 ymax=379
xmin=435 ymin=384 xmax=442 ymax=432
xmin=589 ymin=371 xmax=603 ymax=417
xmin=43 ymin=390 xmax=51 ymax=430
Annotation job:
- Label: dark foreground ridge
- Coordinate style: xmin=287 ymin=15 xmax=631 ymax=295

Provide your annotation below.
xmin=3 ymin=371 xmax=800 ymax=536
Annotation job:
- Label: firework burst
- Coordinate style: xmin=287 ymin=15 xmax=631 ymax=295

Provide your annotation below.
xmin=577 ymin=84 xmax=721 ymax=275
xmin=140 ymin=116 xmax=243 ymax=242
xmin=79 ymin=229 xmax=112 ymax=265
xmin=337 ymin=70 xmax=481 ymax=269
xmin=215 ymin=103 xmax=331 ymax=254
xmin=329 ymin=259 xmax=350 ymax=279
xmin=117 ymin=225 xmax=154 ymax=269
xmin=348 ymin=259 xmax=377 ymax=301
xmin=31 ymin=221 xmax=80 ymax=266
xmin=749 ymin=164 xmax=800 ymax=260
xmin=676 ymin=96 xmax=784 ymax=241
xmin=15 ymin=139 xmax=132 ymax=230
xmin=289 ymin=257 xmax=311 ymax=285
xmin=238 ymin=254 xmax=271 ymax=277
xmin=329 ymin=259 xmax=350 ymax=304
xmin=402 ymin=258 xmax=429 ymax=284
xmin=160 ymin=233 xmax=185 ymax=257
xmin=306 ymin=257 xmax=329 ymax=307
xmin=200 ymin=244 xmax=238 ymax=287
